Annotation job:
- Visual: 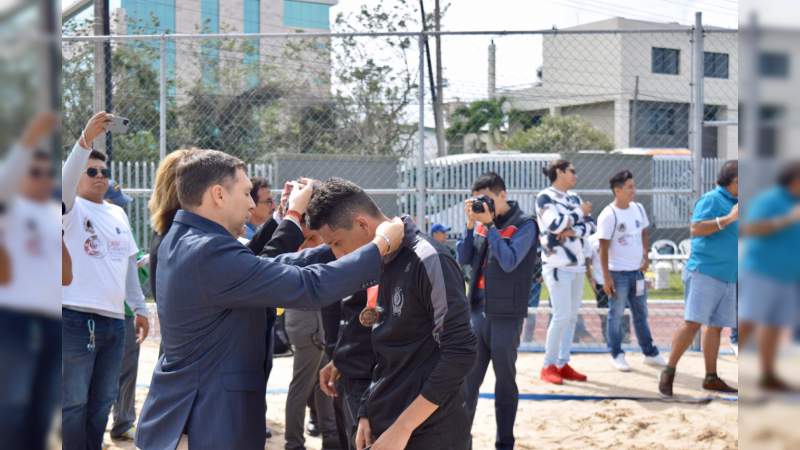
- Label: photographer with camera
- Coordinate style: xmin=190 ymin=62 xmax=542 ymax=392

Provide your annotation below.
xmin=457 ymin=172 xmax=538 ymax=450
xmin=535 ymin=159 xmax=595 ymax=385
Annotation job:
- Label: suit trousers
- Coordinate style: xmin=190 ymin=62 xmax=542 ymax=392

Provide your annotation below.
xmin=285 ymin=310 xmax=339 ymax=450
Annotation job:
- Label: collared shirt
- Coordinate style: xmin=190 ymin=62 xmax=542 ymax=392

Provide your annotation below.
xmin=686 ymin=186 xmax=738 ymax=283
xmin=244 ymin=222 xmax=258 ymax=239
xmin=743 ymin=186 xmax=800 ymax=282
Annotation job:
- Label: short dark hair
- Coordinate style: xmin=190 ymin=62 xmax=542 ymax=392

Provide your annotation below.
xmin=471 ymin=171 xmax=506 ymax=194
xmin=306 ymin=178 xmax=382 ymax=231
xmin=176 ymin=150 xmax=246 ymax=208
xmin=89 ymin=150 xmax=107 ymax=162
xmin=609 ymin=170 xmax=634 ymax=193
xmin=250 ymin=177 xmax=271 ymax=203
xmin=716 ymin=160 xmax=738 ymax=187
xmin=542 ymin=159 xmax=571 ymax=183
xmin=778 ymin=161 xmax=800 ymax=187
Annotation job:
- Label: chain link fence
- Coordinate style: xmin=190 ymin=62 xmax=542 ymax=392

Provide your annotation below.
xmin=62 ymin=25 xmax=737 ymax=351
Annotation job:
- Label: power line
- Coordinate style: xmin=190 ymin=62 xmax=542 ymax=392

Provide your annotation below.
xmin=553 ymin=0 xmax=689 ymax=24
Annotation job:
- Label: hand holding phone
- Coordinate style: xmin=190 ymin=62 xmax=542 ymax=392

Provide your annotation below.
xmin=106 ymin=116 xmax=130 ymax=134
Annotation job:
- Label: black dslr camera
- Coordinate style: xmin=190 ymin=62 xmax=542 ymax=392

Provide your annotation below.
xmin=470 ymin=195 xmax=495 ymax=215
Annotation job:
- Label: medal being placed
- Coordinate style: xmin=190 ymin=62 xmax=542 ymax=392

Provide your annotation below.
xmin=359 ymin=307 xmax=379 ymax=327
xmin=360 ymin=285 xmax=381 ymax=327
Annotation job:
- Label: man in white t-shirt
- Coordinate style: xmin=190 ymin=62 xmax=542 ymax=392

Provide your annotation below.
xmin=0 ymin=112 xmax=63 ymax=450
xmin=61 ymin=112 xmax=150 ymax=450
xmin=596 ymin=170 xmax=665 ymax=372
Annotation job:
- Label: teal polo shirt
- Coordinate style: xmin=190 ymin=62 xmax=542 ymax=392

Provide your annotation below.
xmin=742 ymin=186 xmax=800 ymax=282
xmin=686 ymin=186 xmax=738 ymax=283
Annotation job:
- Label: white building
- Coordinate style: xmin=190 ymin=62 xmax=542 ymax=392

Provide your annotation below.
xmin=744 ymin=27 xmax=799 ymax=158
xmin=502 ymin=18 xmax=738 ymax=160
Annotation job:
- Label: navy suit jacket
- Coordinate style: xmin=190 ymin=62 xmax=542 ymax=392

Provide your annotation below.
xmin=135 ymin=210 xmax=382 ymax=450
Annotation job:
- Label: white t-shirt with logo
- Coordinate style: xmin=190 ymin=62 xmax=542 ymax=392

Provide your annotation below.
xmin=596 ymin=202 xmax=649 ymax=272
xmin=0 ymin=197 xmax=61 ymax=318
xmin=62 ymin=197 xmax=138 ymax=318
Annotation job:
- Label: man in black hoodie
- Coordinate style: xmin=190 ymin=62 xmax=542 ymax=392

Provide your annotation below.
xmin=306 ymin=178 xmax=476 ymax=450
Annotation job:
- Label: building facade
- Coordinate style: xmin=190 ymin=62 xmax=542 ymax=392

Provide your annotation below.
xmin=503 ymin=18 xmax=738 ymax=160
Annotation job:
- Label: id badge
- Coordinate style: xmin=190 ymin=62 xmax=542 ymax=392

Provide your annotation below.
xmin=636 ymin=278 xmax=646 ymax=297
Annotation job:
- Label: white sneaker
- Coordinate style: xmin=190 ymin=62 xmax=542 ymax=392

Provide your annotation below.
xmin=643 ymin=354 xmax=667 ymax=367
xmin=730 ymin=342 xmax=739 ymax=358
xmin=611 ymin=354 xmax=631 ymax=372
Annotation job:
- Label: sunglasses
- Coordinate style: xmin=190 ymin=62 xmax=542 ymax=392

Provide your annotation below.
xmin=86 ymin=168 xmax=111 ymax=178
xmin=29 ymin=167 xmax=57 ymax=179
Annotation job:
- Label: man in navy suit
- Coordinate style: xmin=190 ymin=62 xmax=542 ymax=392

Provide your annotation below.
xmin=135 ymin=150 xmax=404 ymax=450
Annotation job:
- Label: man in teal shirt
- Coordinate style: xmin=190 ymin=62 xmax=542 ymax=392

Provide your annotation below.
xmin=660 ymin=161 xmax=739 ymax=397
xmin=738 ymin=162 xmax=800 ymax=392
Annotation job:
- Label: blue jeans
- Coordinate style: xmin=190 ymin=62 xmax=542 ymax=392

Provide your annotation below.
xmin=607 ymin=271 xmax=659 ymax=358
xmin=0 ymin=309 xmax=61 ymax=450
xmin=62 ymin=308 xmax=125 ymax=450
xmin=543 ymin=268 xmax=584 ymax=367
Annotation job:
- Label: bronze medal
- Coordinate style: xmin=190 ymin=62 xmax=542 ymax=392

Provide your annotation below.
xmin=359 ymin=307 xmax=379 ymax=327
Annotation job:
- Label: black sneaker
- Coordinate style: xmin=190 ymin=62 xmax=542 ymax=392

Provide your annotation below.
xmin=659 ymin=369 xmax=675 ymax=397
xmin=266 ymin=425 xmax=273 ymax=439
xmin=306 ymin=421 xmax=320 ymax=437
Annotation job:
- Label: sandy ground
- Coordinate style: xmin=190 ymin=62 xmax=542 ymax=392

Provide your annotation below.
xmin=103 ymin=338 xmax=740 ymax=450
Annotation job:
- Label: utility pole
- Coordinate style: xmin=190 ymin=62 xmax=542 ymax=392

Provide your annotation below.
xmin=488 ymin=40 xmax=496 ymax=99
xmin=92 ymin=0 xmax=112 ymax=158
xmin=487 ymin=40 xmax=496 ymax=151
xmin=42 ymin=0 xmax=60 ymax=157
xmin=419 ymin=0 xmax=446 ymax=159
xmin=434 ymin=0 xmax=446 ymax=157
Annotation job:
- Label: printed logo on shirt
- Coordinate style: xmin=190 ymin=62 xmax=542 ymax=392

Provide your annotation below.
xmin=116 ymin=227 xmax=122 ymax=234
xmin=84 ymin=218 xmax=96 ymax=234
xmin=635 ymin=220 xmax=641 ymax=229
xmin=25 ymin=219 xmax=43 ymax=257
xmin=107 ymin=240 xmax=129 ymax=261
xmin=84 ymin=235 xmax=104 ymax=258
xmin=391 ymin=286 xmax=405 ymax=317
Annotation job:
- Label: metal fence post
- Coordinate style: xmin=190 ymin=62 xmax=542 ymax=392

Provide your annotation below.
xmin=416 ymin=33 xmax=426 ymax=230
xmin=690 ymin=12 xmax=704 ymax=203
xmin=159 ymin=33 xmax=167 ymax=161
xmin=690 ymin=14 xmax=704 ymax=351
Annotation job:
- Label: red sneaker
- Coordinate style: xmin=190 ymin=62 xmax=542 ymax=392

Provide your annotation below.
xmin=540 ymin=365 xmax=563 ymax=385
xmin=559 ymin=363 xmax=588 ymax=382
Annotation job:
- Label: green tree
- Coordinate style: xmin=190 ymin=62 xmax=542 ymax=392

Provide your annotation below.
xmin=505 ymin=115 xmax=613 ymax=153
xmin=62 ymin=16 xmax=178 ymax=161
xmin=445 ymin=98 xmax=507 ymax=152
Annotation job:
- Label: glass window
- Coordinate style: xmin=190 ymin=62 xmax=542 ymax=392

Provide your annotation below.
xmin=284 ymin=0 xmax=331 ymax=29
xmin=703 ymin=52 xmax=729 ymax=79
xmin=652 ymin=47 xmax=679 ymax=75
xmin=759 ymin=52 xmax=789 ymax=78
